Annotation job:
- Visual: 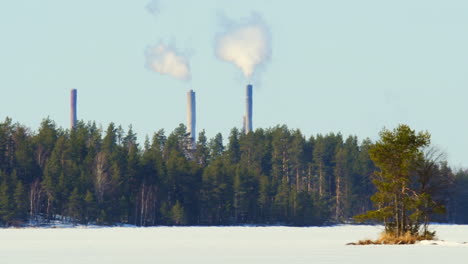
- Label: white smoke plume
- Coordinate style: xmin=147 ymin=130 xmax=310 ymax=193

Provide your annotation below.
xmin=145 ymin=43 xmax=191 ymax=81
xmin=215 ymin=14 xmax=272 ymax=79
xmin=146 ymin=0 xmax=161 ymax=16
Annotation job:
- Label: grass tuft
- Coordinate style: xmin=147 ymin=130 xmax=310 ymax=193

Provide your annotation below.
xmin=349 ymin=231 xmax=437 ymax=245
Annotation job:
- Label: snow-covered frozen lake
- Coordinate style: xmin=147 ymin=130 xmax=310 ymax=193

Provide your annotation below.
xmin=0 ymin=225 xmax=467 ymax=263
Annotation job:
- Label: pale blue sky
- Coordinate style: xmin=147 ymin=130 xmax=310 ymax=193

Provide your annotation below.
xmin=1 ymin=0 xmax=467 ymax=167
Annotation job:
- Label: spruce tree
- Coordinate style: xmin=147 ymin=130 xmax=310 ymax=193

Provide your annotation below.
xmin=171 ymin=201 xmax=185 ymax=225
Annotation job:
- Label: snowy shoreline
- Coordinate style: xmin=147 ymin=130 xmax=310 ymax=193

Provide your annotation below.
xmin=2 ymin=222 xmax=466 ymax=229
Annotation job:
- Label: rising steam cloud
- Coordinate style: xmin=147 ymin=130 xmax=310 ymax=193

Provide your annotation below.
xmin=215 ymin=14 xmax=272 ymax=78
xmin=146 ymin=0 xmax=160 ymax=16
xmin=145 ymin=43 xmax=191 ymax=81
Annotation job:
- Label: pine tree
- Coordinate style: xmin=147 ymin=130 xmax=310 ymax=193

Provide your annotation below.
xmin=42 ymin=151 xmax=61 ymax=220
xmin=294 ymin=191 xmax=315 ymax=226
xmin=273 ymin=176 xmax=290 ymax=223
xmin=258 ymin=174 xmax=271 ymax=223
xmin=0 ymin=178 xmax=13 ymax=225
xmin=195 ymin=130 xmax=210 ymax=167
xmin=227 ymin=128 xmax=241 ymax=164
xmin=34 ymin=118 xmax=58 ymax=170
xmin=356 ymin=125 xmax=442 ymax=240
xmin=453 ymin=171 xmax=468 ymax=223
xmin=68 ymin=187 xmax=82 ymax=224
xmin=209 ymin=133 xmax=224 ymax=160
xmin=84 ymin=190 xmax=96 ymax=224
xmin=13 ymin=181 xmax=28 ymax=223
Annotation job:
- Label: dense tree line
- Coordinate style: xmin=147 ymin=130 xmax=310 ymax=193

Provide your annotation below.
xmin=0 ymin=117 xmax=466 ymax=226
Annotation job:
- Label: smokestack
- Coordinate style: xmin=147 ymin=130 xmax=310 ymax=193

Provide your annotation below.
xmin=187 ymin=89 xmax=196 ymax=148
xmin=245 ymin=84 xmax=253 ymax=133
xmin=70 ymin=89 xmax=77 ymax=130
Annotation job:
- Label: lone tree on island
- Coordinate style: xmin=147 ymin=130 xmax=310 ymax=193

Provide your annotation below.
xmin=356 ymin=124 xmax=446 ymax=243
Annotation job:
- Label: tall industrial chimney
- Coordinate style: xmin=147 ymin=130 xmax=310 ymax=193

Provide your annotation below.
xmin=186 ymin=89 xmax=196 ymax=148
xmin=70 ymin=89 xmax=77 ymax=130
xmin=245 ymin=84 xmax=253 ymax=133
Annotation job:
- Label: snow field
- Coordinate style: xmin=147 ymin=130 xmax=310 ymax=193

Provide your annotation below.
xmin=0 ymin=225 xmax=467 ymax=264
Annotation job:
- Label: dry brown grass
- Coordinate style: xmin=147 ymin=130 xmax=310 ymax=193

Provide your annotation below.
xmin=348 ymin=231 xmax=436 ymax=245
xmin=377 ymin=232 xmax=418 ymax=245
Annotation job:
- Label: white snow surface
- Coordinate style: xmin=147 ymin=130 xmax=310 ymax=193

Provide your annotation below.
xmin=0 ymin=225 xmax=467 ymax=263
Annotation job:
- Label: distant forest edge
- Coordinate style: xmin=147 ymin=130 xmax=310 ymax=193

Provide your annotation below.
xmin=0 ymin=117 xmax=467 ymax=227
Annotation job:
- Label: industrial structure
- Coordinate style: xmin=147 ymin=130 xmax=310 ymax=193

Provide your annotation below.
xmin=67 ymin=84 xmax=251 ymax=146
xmin=70 ymin=89 xmax=77 ymax=129
xmin=186 ymin=89 xmax=196 ymax=149
xmin=244 ymin=84 xmax=253 ymax=133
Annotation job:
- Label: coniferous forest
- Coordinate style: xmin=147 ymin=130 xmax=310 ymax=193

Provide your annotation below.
xmin=0 ymin=117 xmax=467 ymax=227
